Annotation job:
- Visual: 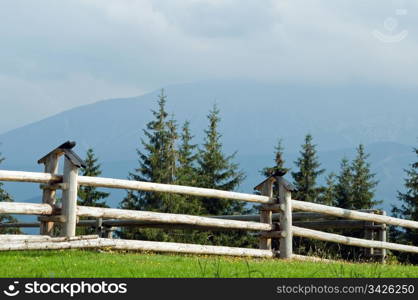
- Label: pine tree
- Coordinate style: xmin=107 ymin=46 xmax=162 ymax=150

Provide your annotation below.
xmin=392 ymin=147 xmax=418 ymax=263
xmin=197 ymin=105 xmax=246 ymax=215
xmin=291 ymin=134 xmax=325 ymax=203
xmin=351 ymin=144 xmax=380 ymax=209
xmin=261 ymin=139 xmax=290 ymax=197
xmin=0 ymin=149 xmax=21 ymax=234
xmin=174 ymin=121 xmax=202 ymax=214
xmin=319 ymin=173 xmax=337 ymax=206
xmin=335 ymin=158 xmax=354 ymax=209
xmin=120 ymin=89 xmax=178 ymax=213
xmin=262 ymin=139 xmax=290 ymax=177
xmin=119 ymin=90 xmax=179 ymax=241
xmin=78 ymin=148 xmax=109 ymax=208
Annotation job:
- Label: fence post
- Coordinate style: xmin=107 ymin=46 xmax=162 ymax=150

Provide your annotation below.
xmin=39 ymin=154 xmax=59 ymax=236
xmin=378 ymin=210 xmax=387 ymax=263
xmin=61 ymin=156 xmax=80 ymax=237
xmin=278 ymin=176 xmax=293 ymax=259
xmin=259 ymin=179 xmax=274 ymax=250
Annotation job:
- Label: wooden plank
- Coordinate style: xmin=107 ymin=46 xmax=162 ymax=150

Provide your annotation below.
xmin=0 ymin=170 xmax=61 ymax=184
xmin=0 ymin=202 xmax=54 ymax=215
xmin=0 ymin=238 xmax=275 ymax=258
xmin=61 ymin=157 xmax=79 ymax=237
xmin=278 ymin=177 xmax=292 ymax=259
xmin=259 ymin=180 xmax=274 ymax=250
xmin=293 ymin=226 xmax=418 ymax=254
xmin=77 ymin=206 xmax=273 ymax=231
xmin=291 ymin=200 xmax=418 ymax=230
xmin=77 ymin=176 xmax=273 ymax=204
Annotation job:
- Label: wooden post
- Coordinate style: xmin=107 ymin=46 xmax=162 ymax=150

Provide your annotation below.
xmin=39 ymin=154 xmax=59 ymax=236
xmin=364 ymin=220 xmax=374 ymax=259
xmin=378 ymin=211 xmax=387 ymax=263
xmin=259 ymin=179 xmax=274 ymax=250
xmin=278 ymin=177 xmax=293 ymax=259
xmin=61 ymin=157 xmax=79 ymax=237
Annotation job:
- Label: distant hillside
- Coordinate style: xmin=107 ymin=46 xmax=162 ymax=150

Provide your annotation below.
xmin=0 ymin=80 xmax=417 ymax=214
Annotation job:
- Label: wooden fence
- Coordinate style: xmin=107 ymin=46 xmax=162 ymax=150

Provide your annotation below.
xmin=1 ymin=141 xmax=418 ymax=261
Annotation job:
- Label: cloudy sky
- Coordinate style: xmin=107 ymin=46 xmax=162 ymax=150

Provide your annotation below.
xmin=0 ymin=0 xmax=417 ymax=134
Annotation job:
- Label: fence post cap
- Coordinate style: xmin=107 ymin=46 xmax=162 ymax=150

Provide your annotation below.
xmin=38 ymin=141 xmax=86 ymax=168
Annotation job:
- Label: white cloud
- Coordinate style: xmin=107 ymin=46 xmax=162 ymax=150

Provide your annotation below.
xmin=0 ymin=0 xmax=417 ymax=132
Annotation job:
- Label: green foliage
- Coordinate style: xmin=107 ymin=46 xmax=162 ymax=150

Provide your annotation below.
xmin=318 ymin=173 xmax=337 ymax=206
xmin=197 ymin=105 xmax=246 ymax=216
xmin=262 ymin=139 xmax=290 ymax=178
xmin=77 ymin=148 xmax=109 ymax=235
xmin=335 ymin=145 xmax=379 ymax=210
xmin=78 ymin=148 xmax=109 ymax=208
xmin=351 ymin=145 xmax=380 ymax=209
xmin=335 ymin=158 xmax=354 ymax=209
xmin=0 ymin=149 xmax=21 ymax=234
xmin=120 ymin=89 xmax=178 ymax=214
xmin=392 ymin=147 xmax=418 ymax=264
xmin=291 ymin=134 xmax=325 ymax=203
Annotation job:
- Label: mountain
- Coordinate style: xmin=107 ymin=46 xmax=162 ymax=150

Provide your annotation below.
xmin=0 ymin=80 xmax=417 ymax=216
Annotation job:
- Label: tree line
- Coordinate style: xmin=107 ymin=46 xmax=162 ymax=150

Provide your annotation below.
xmin=0 ymin=90 xmax=417 ymax=263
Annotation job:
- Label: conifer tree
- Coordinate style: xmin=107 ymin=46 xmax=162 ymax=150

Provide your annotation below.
xmin=0 ymin=149 xmax=20 ymax=234
xmin=121 ymin=89 xmax=178 ymax=213
xmin=351 ymin=144 xmax=379 ymax=209
xmin=319 ymin=173 xmax=337 ymax=206
xmin=119 ymin=90 xmax=179 ymax=241
xmin=197 ymin=105 xmax=246 ymax=215
xmin=291 ymin=134 xmax=325 ymax=203
xmin=261 ymin=139 xmax=290 ymax=197
xmin=335 ymin=158 xmax=354 ymax=209
xmin=174 ymin=121 xmax=202 ymax=214
xmin=78 ymin=148 xmax=109 ymax=208
xmin=392 ymin=147 xmax=418 ymax=263
xmin=262 ymin=139 xmax=290 ymax=177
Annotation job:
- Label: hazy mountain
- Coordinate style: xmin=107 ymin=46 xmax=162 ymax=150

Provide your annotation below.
xmin=0 ymin=80 xmax=417 ymax=215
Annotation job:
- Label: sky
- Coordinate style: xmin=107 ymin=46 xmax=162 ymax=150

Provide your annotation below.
xmin=0 ymin=0 xmax=417 ymax=134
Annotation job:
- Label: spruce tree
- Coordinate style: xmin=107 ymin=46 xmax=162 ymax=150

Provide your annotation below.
xmin=351 ymin=144 xmax=379 ymax=209
xmin=197 ymin=105 xmax=246 ymax=215
xmin=120 ymin=89 xmax=178 ymax=213
xmin=291 ymin=134 xmax=325 ymax=203
xmin=119 ymin=90 xmax=179 ymax=241
xmin=261 ymin=139 xmax=290 ymax=197
xmin=392 ymin=147 xmax=418 ymax=263
xmin=262 ymin=139 xmax=290 ymax=177
xmin=335 ymin=158 xmax=354 ymax=209
xmin=175 ymin=121 xmax=202 ymax=214
xmin=78 ymin=148 xmax=109 ymax=208
xmin=0 ymin=149 xmax=20 ymax=234
xmin=319 ymin=173 xmax=337 ymax=206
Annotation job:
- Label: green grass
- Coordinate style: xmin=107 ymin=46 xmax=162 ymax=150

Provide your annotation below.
xmin=0 ymin=250 xmax=417 ymax=278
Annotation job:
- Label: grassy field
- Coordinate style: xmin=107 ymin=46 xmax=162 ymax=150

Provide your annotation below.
xmin=0 ymin=250 xmax=417 ymax=278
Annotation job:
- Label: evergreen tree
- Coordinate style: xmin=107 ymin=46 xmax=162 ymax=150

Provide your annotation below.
xmin=319 ymin=173 xmax=337 ymax=206
xmin=119 ymin=90 xmax=179 ymax=241
xmin=392 ymin=147 xmax=418 ymax=263
xmin=291 ymin=134 xmax=325 ymax=203
xmin=262 ymin=139 xmax=290 ymax=177
xmin=78 ymin=148 xmax=109 ymax=208
xmin=120 ymin=89 xmax=178 ymax=213
xmin=335 ymin=158 xmax=354 ymax=209
xmin=0 ymin=149 xmax=20 ymax=234
xmin=261 ymin=139 xmax=290 ymax=197
xmin=197 ymin=105 xmax=246 ymax=215
xmin=174 ymin=121 xmax=202 ymax=214
xmin=351 ymin=144 xmax=380 ymax=209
